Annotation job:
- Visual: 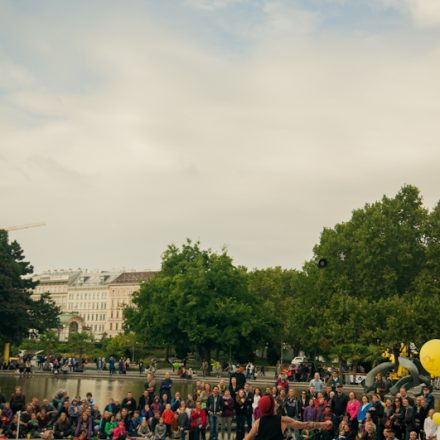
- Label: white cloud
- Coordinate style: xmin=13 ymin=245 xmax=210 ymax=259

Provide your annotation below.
xmin=1 ymin=1 xmax=440 ymax=271
xmin=376 ymin=0 xmax=440 ymax=27
xmin=185 ymin=0 xmax=247 ymax=10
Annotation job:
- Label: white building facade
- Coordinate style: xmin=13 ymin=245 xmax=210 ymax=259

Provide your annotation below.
xmin=32 ymin=270 xmax=156 ymax=341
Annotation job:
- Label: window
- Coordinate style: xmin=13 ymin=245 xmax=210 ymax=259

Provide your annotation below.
xmin=111 ymin=311 xmax=113 ymax=318
xmin=115 ymin=323 xmax=118 ymax=330
xmin=104 ymin=303 xmax=106 ymax=309
xmin=110 ymin=323 xmax=112 ymax=330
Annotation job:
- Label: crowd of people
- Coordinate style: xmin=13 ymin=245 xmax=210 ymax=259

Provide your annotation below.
xmin=0 ymin=368 xmax=437 ymax=440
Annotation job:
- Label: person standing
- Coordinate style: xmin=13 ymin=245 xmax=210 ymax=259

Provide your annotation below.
xmin=207 ymin=385 xmax=223 ymax=440
xmin=221 ymin=390 xmax=234 ymax=440
xmin=402 ymin=398 xmax=415 ymax=440
xmin=244 ymin=395 xmax=331 ymax=440
xmin=191 ymin=401 xmax=206 ymax=440
xmin=309 ymin=373 xmax=324 ymax=393
xmin=331 ymin=384 xmax=348 ymax=425
xmin=160 ymin=373 xmax=173 ymax=404
xmin=177 ymin=402 xmax=190 ymax=440
xmin=10 ymin=386 xmax=26 ymax=414
xmin=243 ymin=384 xmax=254 ymax=432
xmin=346 ymin=392 xmax=360 ymax=433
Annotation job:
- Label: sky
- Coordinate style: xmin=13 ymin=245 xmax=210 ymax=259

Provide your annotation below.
xmin=1 ymin=0 xmax=440 ymax=273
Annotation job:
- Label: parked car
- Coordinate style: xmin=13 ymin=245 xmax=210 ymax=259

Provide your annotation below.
xmin=291 ymin=356 xmax=309 ymax=365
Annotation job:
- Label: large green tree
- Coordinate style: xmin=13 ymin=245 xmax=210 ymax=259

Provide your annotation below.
xmin=125 ymin=240 xmax=268 ymax=361
xmin=286 ymin=185 xmax=440 ymax=361
xmin=0 ymin=230 xmax=60 ymax=344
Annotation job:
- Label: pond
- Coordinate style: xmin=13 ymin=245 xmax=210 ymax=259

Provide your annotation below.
xmin=0 ymin=375 xmax=197 ymax=408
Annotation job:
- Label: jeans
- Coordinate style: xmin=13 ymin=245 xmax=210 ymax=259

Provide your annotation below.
xmin=209 ymin=415 xmax=219 ymax=440
xmin=193 ymin=426 xmax=203 ymax=440
xmin=246 ymin=413 xmax=252 ymax=432
xmin=221 ymin=417 xmax=233 ymax=440
xmin=180 ymin=428 xmax=187 ymax=440
xmin=236 ymin=415 xmax=246 ymax=440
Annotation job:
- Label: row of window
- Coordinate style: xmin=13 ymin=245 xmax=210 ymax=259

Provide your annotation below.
xmin=78 ymin=313 xmax=106 ymax=322
xmin=93 ymin=324 xmax=105 ymax=332
xmin=68 ymin=292 xmax=107 ymax=300
xmin=67 ymin=302 xmax=107 ymax=310
xmin=109 ymin=322 xmax=119 ymax=331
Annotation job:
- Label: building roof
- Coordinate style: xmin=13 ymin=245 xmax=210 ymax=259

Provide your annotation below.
xmin=111 ymin=271 xmax=157 ymax=284
xmin=34 ymin=271 xmax=81 ymax=285
xmin=70 ymin=271 xmax=121 ymax=287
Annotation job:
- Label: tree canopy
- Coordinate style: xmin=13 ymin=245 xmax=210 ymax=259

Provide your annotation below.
xmin=124 ymin=185 xmax=440 ymax=367
xmin=0 ymin=230 xmax=61 ymax=344
xmin=125 ymin=240 xmax=269 ymax=361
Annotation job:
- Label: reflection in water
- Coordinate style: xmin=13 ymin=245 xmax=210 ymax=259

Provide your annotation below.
xmin=0 ymin=375 xmax=196 ymax=408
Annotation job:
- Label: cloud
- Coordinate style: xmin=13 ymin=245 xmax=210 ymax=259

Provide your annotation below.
xmin=377 ymin=0 xmax=440 ymax=27
xmin=185 ymin=0 xmax=247 ymax=10
xmin=1 ymin=1 xmax=440 ymax=272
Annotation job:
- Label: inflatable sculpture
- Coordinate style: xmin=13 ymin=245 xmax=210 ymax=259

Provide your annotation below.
xmin=364 ymin=342 xmax=436 ymax=395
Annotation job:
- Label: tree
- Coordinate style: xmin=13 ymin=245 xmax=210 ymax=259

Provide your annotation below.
xmin=247 ymin=268 xmax=300 ymax=362
xmin=106 ymin=332 xmax=142 ymax=360
xmin=0 ymin=230 xmax=61 ymax=344
xmin=125 ymin=240 xmax=268 ymax=361
xmin=281 ymin=185 xmax=440 ymax=362
xmin=65 ymin=332 xmax=94 ymax=357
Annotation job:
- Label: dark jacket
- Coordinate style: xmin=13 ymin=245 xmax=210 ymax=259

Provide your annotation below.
xmin=403 ymin=405 xmax=415 ymax=431
xmin=222 ymin=396 xmax=235 ymax=418
xmin=331 ymin=392 xmax=349 ymax=417
xmin=284 ymin=397 xmax=300 ymax=419
xmin=10 ymin=394 xmax=26 ymax=413
xmin=206 ymin=394 xmax=224 ymax=414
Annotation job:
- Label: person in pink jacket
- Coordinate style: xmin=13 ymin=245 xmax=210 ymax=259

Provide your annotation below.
xmin=113 ymin=421 xmax=127 ymax=440
xmin=346 ymin=392 xmax=360 ymax=433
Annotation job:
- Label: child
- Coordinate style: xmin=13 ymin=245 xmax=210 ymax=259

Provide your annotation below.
xmin=137 ymin=418 xmax=153 ymax=439
xmin=162 ymin=404 xmax=175 ymax=438
xmin=177 ymin=402 xmax=190 ymax=440
xmin=113 ymin=421 xmax=127 ymax=440
xmin=154 ymin=417 xmax=167 ymax=440
xmin=128 ymin=411 xmax=141 ymax=436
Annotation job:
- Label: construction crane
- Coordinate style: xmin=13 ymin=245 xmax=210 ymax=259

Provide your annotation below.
xmin=1 ymin=222 xmax=46 ymax=232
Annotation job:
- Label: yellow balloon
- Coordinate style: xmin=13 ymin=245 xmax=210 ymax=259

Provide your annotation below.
xmin=433 ymin=413 xmax=440 ymax=426
xmin=420 ymin=339 xmax=440 ymax=377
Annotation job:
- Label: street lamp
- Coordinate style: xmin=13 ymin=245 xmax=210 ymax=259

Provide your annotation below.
xmin=280 ymin=342 xmax=287 ymax=368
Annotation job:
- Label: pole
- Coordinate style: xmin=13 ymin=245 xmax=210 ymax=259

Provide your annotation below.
xmin=16 ymin=410 xmax=21 ymax=440
xmin=3 ymin=343 xmax=10 ymax=364
xmin=280 ymin=339 xmax=283 ymax=370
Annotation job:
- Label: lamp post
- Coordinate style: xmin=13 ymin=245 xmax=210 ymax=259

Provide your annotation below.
xmin=280 ymin=342 xmax=287 ymax=369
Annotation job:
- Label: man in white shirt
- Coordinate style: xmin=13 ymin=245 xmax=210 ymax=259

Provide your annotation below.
xmin=309 ymin=372 xmax=324 ymax=392
xmin=424 ymin=409 xmax=437 ymax=440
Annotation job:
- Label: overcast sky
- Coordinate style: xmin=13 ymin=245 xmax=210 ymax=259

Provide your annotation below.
xmin=1 ymin=0 xmax=440 ymax=273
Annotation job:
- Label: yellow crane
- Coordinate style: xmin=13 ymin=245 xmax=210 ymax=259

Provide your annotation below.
xmin=1 ymin=222 xmax=46 ymax=363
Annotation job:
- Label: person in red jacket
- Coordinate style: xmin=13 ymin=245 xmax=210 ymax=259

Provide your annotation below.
xmin=191 ymin=401 xmax=206 ymax=440
xmin=162 ymin=403 xmax=175 ymax=438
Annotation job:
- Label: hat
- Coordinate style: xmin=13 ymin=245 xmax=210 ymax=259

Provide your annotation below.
xmin=258 ymin=395 xmax=275 ymax=416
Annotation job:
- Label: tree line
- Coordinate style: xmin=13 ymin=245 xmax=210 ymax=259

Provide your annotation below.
xmin=2 ymin=184 xmax=440 ymax=365
xmin=125 ymin=185 xmax=440 ymax=366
